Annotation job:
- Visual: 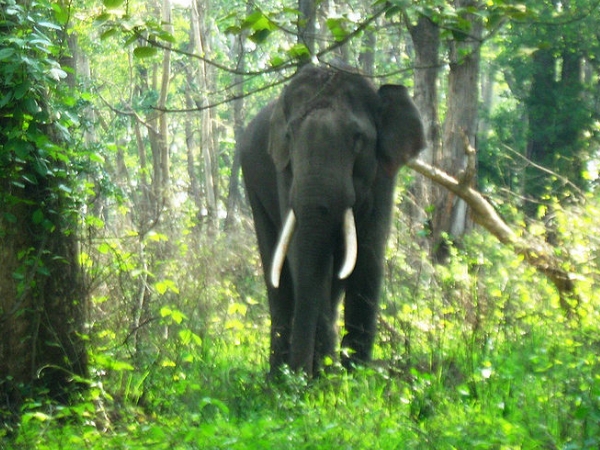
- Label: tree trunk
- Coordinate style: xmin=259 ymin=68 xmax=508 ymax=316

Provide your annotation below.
xmin=225 ymin=29 xmax=247 ymax=230
xmin=524 ymin=48 xmax=556 ymax=218
xmin=524 ymin=43 xmax=585 ymax=218
xmin=434 ymin=0 xmax=483 ymax=261
xmin=191 ymin=0 xmax=218 ymax=229
xmin=359 ymin=28 xmax=376 ymax=76
xmin=184 ymin=77 xmax=204 ymax=217
xmin=145 ymin=0 xmax=173 ymax=210
xmin=298 ymin=0 xmax=316 ymax=58
xmin=0 ymin=181 xmax=88 ymax=406
xmin=407 ymin=15 xmax=441 ymax=248
xmin=0 ymin=3 xmax=88 ymax=413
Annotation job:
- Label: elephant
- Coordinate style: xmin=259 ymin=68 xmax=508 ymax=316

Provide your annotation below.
xmin=240 ymin=64 xmax=425 ymax=377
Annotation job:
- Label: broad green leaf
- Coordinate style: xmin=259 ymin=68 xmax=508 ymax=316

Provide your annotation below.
xmin=32 ymin=209 xmax=44 ymax=225
xmin=249 ymin=29 xmax=271 ymax=44
xmin=326 ymin=18 xmax=348 ymax=42
xmin=155 ymin=279 xmax=179 ymax=295
xmin=270 ymin=55 xmax=286 ymax=67
xmin=3 ymin=213 xmax=17 ymax=224
xmin=157 ymin=31 xmax=176 ymax=43
xmin=133 ymin=46 xmax=158 ymax=58
xmin=0 ymin=48 xmax=15 ymax=61
xmin=179 ymin=329 xmax=202 ymax=346
xmin=287 ymin=43 xmax=310 ymax=59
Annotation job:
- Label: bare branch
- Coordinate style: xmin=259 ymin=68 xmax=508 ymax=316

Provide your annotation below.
xmin=501 ymin=143 xmax=586 ymax=197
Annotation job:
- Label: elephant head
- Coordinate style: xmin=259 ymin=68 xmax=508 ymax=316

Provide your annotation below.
xmin=240 ymin=65 xmax=425 ymax=376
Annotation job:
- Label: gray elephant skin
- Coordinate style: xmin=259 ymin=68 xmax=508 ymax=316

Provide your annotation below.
xmin=240 ymin=64 xmax=425 ymax=377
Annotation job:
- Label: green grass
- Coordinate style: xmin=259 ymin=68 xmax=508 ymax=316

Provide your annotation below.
xmin=8 ymin=314 xmax=600 ymax=449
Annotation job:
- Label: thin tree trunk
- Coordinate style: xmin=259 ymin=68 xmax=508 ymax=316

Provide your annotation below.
xmin=225 ymin=29 xmax=247 ymax=230
xmin=407 ymin=15 xmax=441 ymax=249
xmin=191 ymin=0 xmax=218 ymax=229
xmin=145 ymin=0 xmax=172 ymax=209
xmin=184 ymin=78 xmax=203 ymax=216
xmin=359 ymin=27 xmax=376 ymax=76
xmin=299 ymin=0 xmax=316 ymax=58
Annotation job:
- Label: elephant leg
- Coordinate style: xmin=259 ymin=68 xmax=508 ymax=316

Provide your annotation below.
xmin=267 ymin=268 xmax=293 ymax=373
xmin=245 ymin=192 xmax=294 ymax=374
xmin=341 ymin=245 xmax=384 ymax=368
xmin=341 ymin=173 xmax=394 ymax=368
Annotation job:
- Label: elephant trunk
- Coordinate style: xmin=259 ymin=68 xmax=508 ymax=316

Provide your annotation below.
xmin=270 ymin=208 xmax=357 ymax=288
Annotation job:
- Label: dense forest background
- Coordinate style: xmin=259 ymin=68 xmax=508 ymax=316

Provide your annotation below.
xmin=1 ymin=0 xmax=600 ymax=447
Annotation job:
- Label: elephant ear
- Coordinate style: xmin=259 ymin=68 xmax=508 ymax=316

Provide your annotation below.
xmin=268 ymin=95 xmax=291 ymax=172
xmin=377 ymin=84 xmax=426 ymax=177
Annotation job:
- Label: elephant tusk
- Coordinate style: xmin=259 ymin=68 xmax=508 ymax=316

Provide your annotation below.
xmin=270 ymin=209 xmax=296 ymax=288
xmin=338 ymin=208 xmax=357 ymax=280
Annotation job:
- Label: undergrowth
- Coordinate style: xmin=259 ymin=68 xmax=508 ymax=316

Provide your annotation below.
xmin=3 ymin=199 xmax=600 ymax=449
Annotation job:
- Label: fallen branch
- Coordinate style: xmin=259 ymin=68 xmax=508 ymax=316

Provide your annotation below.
xmin=407 ymin=158 xmax=579 ymax=313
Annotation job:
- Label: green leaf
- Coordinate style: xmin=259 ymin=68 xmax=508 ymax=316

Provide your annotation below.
xmin=326 ymin=18 xmax=348 ymax=42
xmin=270 ymin=55 xmax=286 ymax=67
xmin=249 ymin=29 xmax=271 ymax=44
xmin=37 ymin=21 xmax=61 ymax=31
xmin=179 ymin=329 xmax=202 ymax=346
xmin=133 ymin=46 xmax=158 ymax=59
xmin=103 ymin=0 xmax=125 ymax=8
xmin=11 ymin=140 xmax=32 ymax=160
xmin=100 ymin=28 xmax=117 ymax=40
xmin=23 ymin=97 xmax=39 ymax=114
xmin=14 ymin=81 xmax=31 ymax=100
xmin=97 ymin=242 xmax=112 ymax=254
xmin=52 ymin=3 xmax=69 ymax=25
xmin=160 ymin=306 xmax=187 ymax=324
xmin=0 ymin=92 xmax=12 ymax=108
xmin=32 ymin=209 xmax=44 ymax=225
xmin=224 ymin=25 xmax=241 ymax=35
xmin=287 ymin=43 xmax=310 ymax=60
xmin=157 ymin=31 xmax=176 ymax=44
xmin=0 ymin=48 xmax=15 ymax=61
xmin=155 ymin=279 xmax=179 ymax=295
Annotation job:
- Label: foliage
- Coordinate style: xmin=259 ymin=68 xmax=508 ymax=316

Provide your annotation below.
xmin=2 ymin=0 xmax=600 ymax=447
xmin=6 ymin=192 xmax=600 ymax=448
xmin=479 ymin=0 xmax=600 ymax=215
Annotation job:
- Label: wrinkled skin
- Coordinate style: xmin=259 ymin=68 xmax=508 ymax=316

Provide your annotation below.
xmin=240 ymin=65 xmax=425 ymax=377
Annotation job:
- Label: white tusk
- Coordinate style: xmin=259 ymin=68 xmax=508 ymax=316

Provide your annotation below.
xmin=338 ymin=208 xmax=357 ymax=280
xmin=270 ymin=210 xmax=296 ymax=288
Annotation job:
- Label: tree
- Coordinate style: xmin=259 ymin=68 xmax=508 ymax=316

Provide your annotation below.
xmin=0 ymin=0 xmax=88 ymax=413
xmin=431 ymin=0 xmax=484 ymax=260
xmin=496 ymin=0 xmax=599 ymax=218
xmin=407 ymin=13 xmax=441 ymax=251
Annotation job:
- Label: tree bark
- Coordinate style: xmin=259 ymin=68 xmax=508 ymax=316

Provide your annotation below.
xmin=407 ymin=15 xmax=441 ymax=247
xmin=434 ymin=0 xmax=483 ymax=261
xmin=191 ymin=0 xmax=218 ymax=229
xmin=145 ymin=0 xmax=173 ymax=209
xmin=225 ymin=29 xmax=247 ymax=230
xmin=1 ymin=2 xmax=88 ymax=413
xmin=298 ymin=0 xmax=316 ymax=58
